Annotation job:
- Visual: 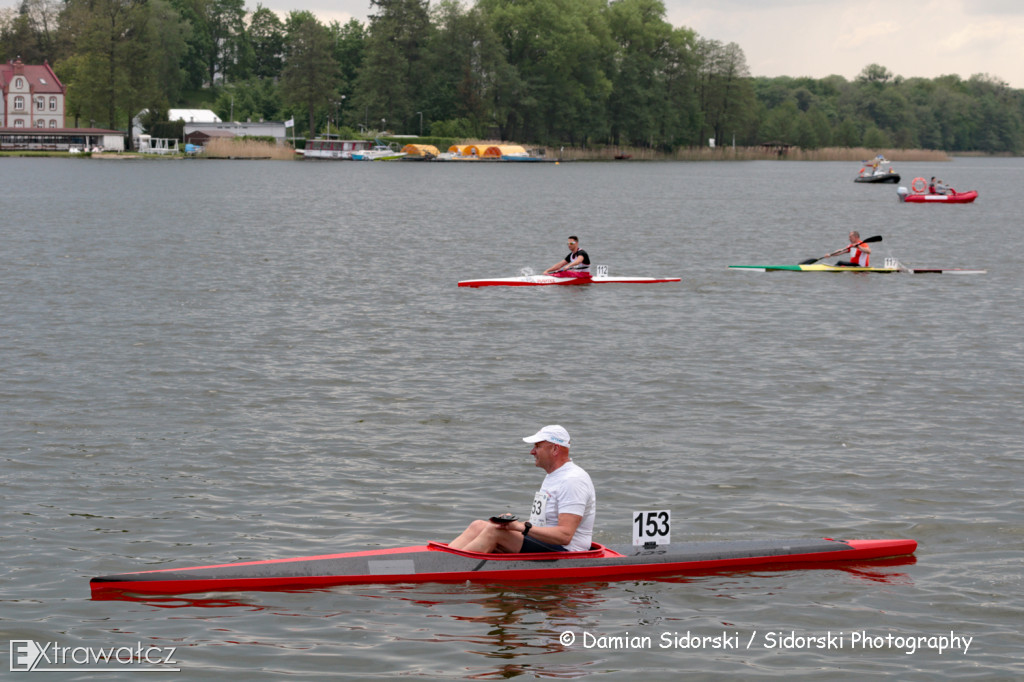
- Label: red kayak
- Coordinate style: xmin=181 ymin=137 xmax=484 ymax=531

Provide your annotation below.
xmin=458 ymin=274 xmax=680 ymax=287
xmin=90 ymin=537 xmax=916 ymax=597
xmin=459 ymin=264 xmax=680 ymax=287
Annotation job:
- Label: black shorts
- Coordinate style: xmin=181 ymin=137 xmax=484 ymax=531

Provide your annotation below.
xmin=521 ymin=535 xmax=567 ymax=553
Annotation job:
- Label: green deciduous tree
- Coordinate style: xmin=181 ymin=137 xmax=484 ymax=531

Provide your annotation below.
xmin=605 ymin=0 xmax=673 ymax=146
xmin=58 ymin=0 xmax=186 ymax=143
xmin=423 ymin=0 xmax=509 ymax=138
xmin=696 ymin=39 xmax=755 ymax=147
xmin=280 ymin=11 xmax=341 ymax=136
xmin=170 ymin=0 xmax=248 ymax=87
xmin=26 ymin=0 xmax=1024 ymax=154
xmin=0 ymin=0 xmax=61 ymax=63
xmin=248 ymin=5 xmax=284 ymax=79
xmin=353 ymin=0 xmax=434 ymax=134
xmin=479 ymin=0 xmax=613 ymax=144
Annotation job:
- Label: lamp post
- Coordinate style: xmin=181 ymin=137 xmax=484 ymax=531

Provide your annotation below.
xmin=416 ymin=111 xmax=423 ymax=137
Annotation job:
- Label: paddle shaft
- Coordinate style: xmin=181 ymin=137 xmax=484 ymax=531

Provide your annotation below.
xmin=801 ymin=235 xmax=882 ymax=265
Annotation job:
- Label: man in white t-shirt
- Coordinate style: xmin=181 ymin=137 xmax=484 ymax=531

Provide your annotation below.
xmin=449 ymin=425 xmax=597 ymax=553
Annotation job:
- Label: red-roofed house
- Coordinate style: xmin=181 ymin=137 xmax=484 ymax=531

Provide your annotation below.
xmin=0 ymin=58 xmax=65 ymax=129
xmin=0 ymin=58 xmax=124 ymax=151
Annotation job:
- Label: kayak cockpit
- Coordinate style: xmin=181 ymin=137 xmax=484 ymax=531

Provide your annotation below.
xmin=426 ymin=541 xmax=623 ymax=560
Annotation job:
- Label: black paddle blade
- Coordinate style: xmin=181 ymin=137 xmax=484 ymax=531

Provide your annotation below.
xmin=799 ymin=258 xmax=820 ymax=264
xmin=863 ymin=235 xmax=883 ymax=243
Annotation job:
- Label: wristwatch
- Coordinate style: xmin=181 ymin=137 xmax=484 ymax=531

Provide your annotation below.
xmin=522 ymin=522 xmax=532 ymax=536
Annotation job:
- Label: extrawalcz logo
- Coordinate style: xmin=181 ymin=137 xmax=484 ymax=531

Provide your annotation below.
xmin=10 ymin=639 xmax=180 ymax=672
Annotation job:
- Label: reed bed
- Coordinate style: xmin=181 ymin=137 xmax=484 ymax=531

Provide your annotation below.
xmin=199 ymin=138 xmax=296 ymax=160
xmin=543 ymin=145 xmax=951 ymax=163
xmin=191 ymin=137 xmax=951 ymax=163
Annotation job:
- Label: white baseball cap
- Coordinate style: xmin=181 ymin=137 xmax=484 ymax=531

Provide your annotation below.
xmin=523 ymin=425 xmax=571 ymax=448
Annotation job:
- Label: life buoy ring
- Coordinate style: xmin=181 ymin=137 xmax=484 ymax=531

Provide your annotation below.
xmin=911 ymin=177 xmax=927 ymax=194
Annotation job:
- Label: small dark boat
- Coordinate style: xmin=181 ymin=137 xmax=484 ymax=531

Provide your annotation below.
xmin=854 ymin=172 xmax=901 ymax=184
xmin=854 ymin=156 xmax=900 ymax=183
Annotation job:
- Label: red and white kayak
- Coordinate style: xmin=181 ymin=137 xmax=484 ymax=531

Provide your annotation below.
xmin=458 ymin=274 xmax=680 ymax=287
xmin=90 ymin=537 xmax=916 ymax=597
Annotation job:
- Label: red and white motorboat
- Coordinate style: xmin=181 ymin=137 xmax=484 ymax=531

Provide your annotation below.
xmin=898 ymin=178 xmax=978 ymax=203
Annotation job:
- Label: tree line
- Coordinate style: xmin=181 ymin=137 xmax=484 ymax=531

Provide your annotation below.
xmin=3 ymin=0 xmax=1023 ymax=153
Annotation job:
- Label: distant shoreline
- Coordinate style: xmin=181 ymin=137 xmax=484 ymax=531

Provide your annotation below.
xmin=3 ymin=146 xmax=1004 ymax=162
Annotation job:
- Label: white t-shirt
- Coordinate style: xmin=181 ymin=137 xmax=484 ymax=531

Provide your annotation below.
xmin=529 ymin=461 xmax=596 ymax=551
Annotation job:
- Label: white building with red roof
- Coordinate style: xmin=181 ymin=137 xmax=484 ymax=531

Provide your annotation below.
xmin=0 ymin=58 xmax=65 ymax=129
xmin=0 ymin=58 xmax=124 ymax=151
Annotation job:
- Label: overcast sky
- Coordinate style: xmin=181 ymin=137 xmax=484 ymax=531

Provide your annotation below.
xmin=258 ymin=0 xmax=1024 ymax=88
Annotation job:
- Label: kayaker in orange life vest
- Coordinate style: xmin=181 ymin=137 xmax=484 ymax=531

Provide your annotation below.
xmin=835 ymin=230 xmax=871 ymax=267
xmin=543 ymin=236 xmax=591 ymax=278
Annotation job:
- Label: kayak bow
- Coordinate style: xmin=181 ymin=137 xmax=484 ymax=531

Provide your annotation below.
xmin=90 ymin=537 xmax=916 ymax=597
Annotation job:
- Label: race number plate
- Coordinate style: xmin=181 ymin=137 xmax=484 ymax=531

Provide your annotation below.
xmin=529 ymin=491 xmax=548 ymax=525
xmin=632 ymin=509 xmax=671 ymax=545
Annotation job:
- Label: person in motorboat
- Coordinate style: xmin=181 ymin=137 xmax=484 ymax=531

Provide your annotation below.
xmin=835 ymin=230 xmax=871 ymax=267
xmin=449 ymin=425 xmax=597 ymax=553
xmin=929 ymin=177 xmax=937 ymax=194
xmin=935 ymin=179 xmax=951 ymax=195
xmin=543 ymin=236 xmax=591 ymax=278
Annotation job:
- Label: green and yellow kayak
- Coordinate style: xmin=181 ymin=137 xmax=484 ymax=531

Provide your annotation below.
xmin=729 ymin=264 xmax=986 ymax=275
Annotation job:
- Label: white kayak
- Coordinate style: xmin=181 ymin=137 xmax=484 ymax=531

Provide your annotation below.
xmin=458 ymin=274 xmax=681 ymax=288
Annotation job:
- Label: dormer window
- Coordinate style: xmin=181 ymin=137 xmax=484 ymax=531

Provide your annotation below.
xmin=14 ymin=77 xmax=23 ymax=88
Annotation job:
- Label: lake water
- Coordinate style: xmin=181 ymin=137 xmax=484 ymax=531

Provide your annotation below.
xmin=2 ymin=155 xmax=1022 ymax=679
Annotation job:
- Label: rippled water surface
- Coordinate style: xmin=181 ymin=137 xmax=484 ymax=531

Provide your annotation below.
xmin=2 ymin=156 xmax=1022 ymax=679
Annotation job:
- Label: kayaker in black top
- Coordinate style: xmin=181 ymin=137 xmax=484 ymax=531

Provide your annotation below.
xmin=543 ymin=235 xmax=591 ymax=278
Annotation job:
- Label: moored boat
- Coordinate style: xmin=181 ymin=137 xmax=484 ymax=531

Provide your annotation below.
xmin=298 ymin=137 xmax=372 ymax=159
xmin=898 ymin=187 xmax=978 ymax=203
xmin=855 ymin=172 xmax=900 ymax=184
xmin=400 ymin=143 xmax=441 ymax=160
xmin=351 ymin=141 xmax=407 ymax=161
xmin=854 ymin=156 xmax=900 ymax=183
xmin=432 ymin=143 xmax=552 ymax=162
xmin=90 ymin=536 xmax=916 ymax=597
